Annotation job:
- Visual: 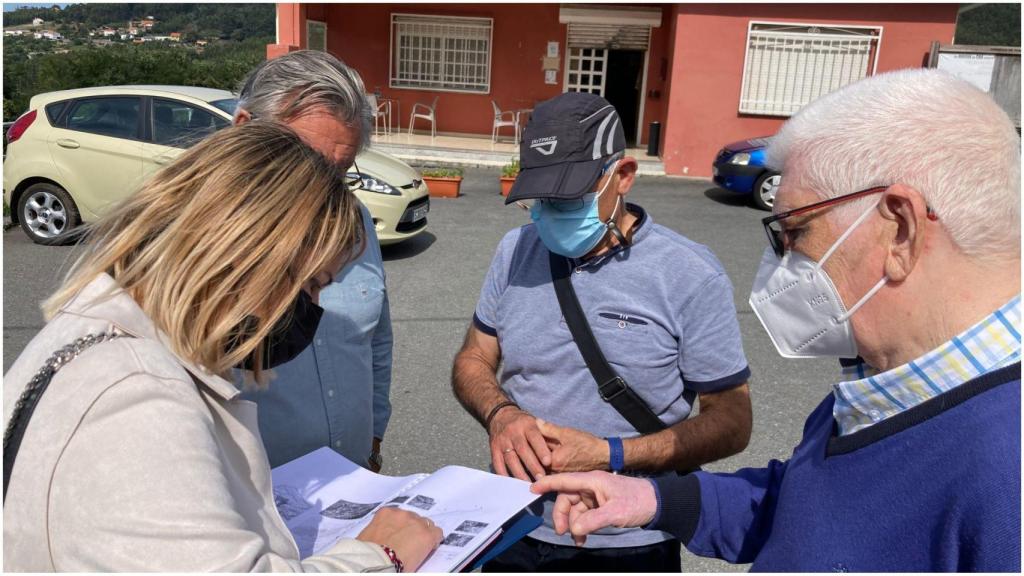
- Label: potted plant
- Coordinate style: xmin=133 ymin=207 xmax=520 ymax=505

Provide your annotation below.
xmin=421 ymin=167 xmax=464 ymax=198
xmin=499 ymin=158 xmax=519 ymax=197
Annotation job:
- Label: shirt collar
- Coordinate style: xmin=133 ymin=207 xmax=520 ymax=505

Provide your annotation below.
xmin=572 ymin=203 xmax=650 ymax=270
xmin=832 ymin=294 xmax=1022 ymax=435
xmin=60 ymin=273 xmax=241 ymax=402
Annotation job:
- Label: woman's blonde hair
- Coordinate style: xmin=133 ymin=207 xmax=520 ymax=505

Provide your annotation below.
xmin=44 ymin=121 xmax=364 ymax=381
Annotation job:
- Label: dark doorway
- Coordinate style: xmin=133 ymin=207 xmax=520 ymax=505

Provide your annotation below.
xmin=604 ymin=50 xmax=644 ymax=146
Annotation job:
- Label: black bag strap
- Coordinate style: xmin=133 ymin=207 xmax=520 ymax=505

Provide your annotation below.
xmin=3 ymin=331 xmax=128 ymax=503
xmin=549 ymin=251 xmax=666 ymax=434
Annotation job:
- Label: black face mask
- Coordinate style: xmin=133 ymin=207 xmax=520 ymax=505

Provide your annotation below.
xmin=232 ymin=290 xmax=324 ymax=371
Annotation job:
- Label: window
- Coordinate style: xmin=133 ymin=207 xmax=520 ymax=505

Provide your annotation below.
xmin=45 ymin=100 xmax=69 ymax=124
xmin=210 ymin=98 xmax=239 ymax=116
xmin=152 ymin=99 xmax=229 ymax=148
xmin=66 ymin=97 xmax=141 ymax=140
xmin=307 ymin=20 xmax=326 ymax=52
xmin=391 ymin=14 xmax=492 ymax=93
xmin=739 ymin=22 xmax=881 ymax=116
xmin=565 ymin=48 xmax=607 ymax=96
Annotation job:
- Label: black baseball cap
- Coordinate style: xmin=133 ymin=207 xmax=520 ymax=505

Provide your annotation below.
xmin=505 ymin=92 xmax=626 ymax=205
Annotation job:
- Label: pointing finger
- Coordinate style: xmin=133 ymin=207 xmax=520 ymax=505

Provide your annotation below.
xmin=531 ymin=471 xmax=602 ymax=495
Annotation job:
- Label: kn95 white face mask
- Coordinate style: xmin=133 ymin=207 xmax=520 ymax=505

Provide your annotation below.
xmin=748 ymin=199 xmax=888 ymax=358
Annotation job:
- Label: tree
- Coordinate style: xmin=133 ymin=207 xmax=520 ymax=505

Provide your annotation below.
xmin=3 ymin=4 xmax=274 ymax=120
xmin=956 ymin=4 xmax=1021 ymax=46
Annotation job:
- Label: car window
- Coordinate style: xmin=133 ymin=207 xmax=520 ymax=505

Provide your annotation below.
xmin=210 ymin=98 xmax=238 ymax=116
xmin=45 ymin=100 xmax=69 ymax=125
xmin=152 ymin=98 xmax=230 ymax=148
xmin=66 ymin=97 xmax=141 ymax=140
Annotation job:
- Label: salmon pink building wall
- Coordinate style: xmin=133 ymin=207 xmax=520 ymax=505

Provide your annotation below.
xmin=271 ymin=4 xmax=957 ymax=178
xmin=273 ymin=4 xmax=672 ymax=145
xmin=291 ymin=4 xmax=566 ymax=136
xmin=661 ymin=4 xmax=958 ymax=177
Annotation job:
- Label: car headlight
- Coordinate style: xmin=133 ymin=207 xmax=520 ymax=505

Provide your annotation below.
xmin=728 ymin=152 xmax=751 ymax=166
xmin=349 ymin=173 xmax=401 ymax=195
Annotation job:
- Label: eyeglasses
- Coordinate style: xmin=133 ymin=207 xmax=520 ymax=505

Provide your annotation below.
xmin=762 ymin=185 xmax=889 ymax=257
xmin=344 ymin=160 xmax=363 ymax=191
xmin=514 ymin=154 xmax=622 ymax=213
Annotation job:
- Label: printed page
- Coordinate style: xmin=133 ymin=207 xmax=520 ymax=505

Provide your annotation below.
xmin=383 ymin=465 xmax=540 ymax=573
xmin=271 ymin=447 xmax=427 ymax=558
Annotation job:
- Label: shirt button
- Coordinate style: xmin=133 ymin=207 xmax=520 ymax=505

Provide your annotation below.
xmin=574 ymin=267 xmax=582 ymax=274
xmin=327 ymin=389 xmax=335 ymax=397
xmin=316 ymin=339 xmax=323 ymax=346
xmin=869 ymin=410 xmax=882 ymax=420
xmin=618 ymin=320 xmax=627 ymax=329
xmin=334 ymin=440 xmax=342 ymax=448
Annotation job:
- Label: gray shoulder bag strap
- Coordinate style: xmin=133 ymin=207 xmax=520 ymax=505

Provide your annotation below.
xmin=3 ymin=331 xmax=129 ymax=503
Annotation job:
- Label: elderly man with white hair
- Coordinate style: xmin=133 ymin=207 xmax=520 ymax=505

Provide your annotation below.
xmin=532 ymin=68 xmax=1021 ymax=572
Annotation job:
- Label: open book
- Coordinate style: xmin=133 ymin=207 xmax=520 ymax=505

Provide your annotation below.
xmin=271 ymin=448 xmax=540 ymax=572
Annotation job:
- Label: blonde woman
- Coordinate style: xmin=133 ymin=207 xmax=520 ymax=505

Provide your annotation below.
xmin=2 ymin=121 xmax=442 ymax=571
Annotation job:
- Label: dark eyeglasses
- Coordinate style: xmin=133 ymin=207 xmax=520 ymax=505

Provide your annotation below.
xmin=762 ymin=185 xmax=889 ymax=257
xmin=344 ymin=160 xmax=363 ymax=191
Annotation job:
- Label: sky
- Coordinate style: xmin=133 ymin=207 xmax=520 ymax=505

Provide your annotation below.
xmin=3 ymin=3 xmax=69 ymax=11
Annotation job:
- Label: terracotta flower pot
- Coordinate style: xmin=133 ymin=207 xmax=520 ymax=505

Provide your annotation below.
xmin=500 ymin=176 xmax=516 ymax=197
xmin=424 ymin=176 xmax=462 ymax=198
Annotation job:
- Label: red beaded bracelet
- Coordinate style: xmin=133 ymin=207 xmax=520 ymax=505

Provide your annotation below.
xmin=381 ymin=545 xmax=404 ymax=573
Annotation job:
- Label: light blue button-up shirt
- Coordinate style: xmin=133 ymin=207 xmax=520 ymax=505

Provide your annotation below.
xmin=239 ymin=204 xmax=393 ymax=468
xmin=833 ymin=294 xmax=1021 ymax=435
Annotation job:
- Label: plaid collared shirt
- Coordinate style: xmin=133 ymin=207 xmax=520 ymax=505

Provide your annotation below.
xmin=833 ymin=295 xmax=1021 ymax=436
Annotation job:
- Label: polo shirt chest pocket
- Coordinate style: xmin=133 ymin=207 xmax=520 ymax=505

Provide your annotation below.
xmin=595 ymin=312 xmax=650 ymax=332
xmin=560 ymin=310 xmax=675 ymax=369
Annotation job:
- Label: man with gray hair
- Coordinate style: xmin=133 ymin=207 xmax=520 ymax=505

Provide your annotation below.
xmin=532 ymin=68 xmax=1021 ymax=571
xmin=233 ymin=51 xmax=394 ymax=474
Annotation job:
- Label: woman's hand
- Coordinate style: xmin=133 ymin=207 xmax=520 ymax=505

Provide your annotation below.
xmin=356 ymin=506 xmax=443 ymax=571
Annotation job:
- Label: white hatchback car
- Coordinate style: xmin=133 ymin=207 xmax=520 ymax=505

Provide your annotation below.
xmin=3 ymin=85 xmax=430 ymax=245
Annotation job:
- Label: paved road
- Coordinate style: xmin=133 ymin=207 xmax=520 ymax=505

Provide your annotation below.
xmin=3 ymin=167 xmax=837 ymax=571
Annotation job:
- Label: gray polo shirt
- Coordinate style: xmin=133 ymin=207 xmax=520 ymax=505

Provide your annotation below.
xmin=474 ymin=204 xmax=750 ymax=549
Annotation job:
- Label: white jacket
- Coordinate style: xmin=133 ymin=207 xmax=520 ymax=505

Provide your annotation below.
xmin=3 ymin=274 xmax=394 ymax=572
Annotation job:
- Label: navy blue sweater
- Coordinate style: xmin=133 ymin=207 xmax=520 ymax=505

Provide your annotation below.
xmin=652 ymin=363 xmax=1021 ymax=572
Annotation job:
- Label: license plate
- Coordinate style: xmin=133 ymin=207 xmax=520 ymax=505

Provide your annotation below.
xmin=412 ymin=204 xmax=429 ymax=222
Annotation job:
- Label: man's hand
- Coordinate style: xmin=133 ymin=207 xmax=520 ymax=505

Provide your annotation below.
xmin=536 ymin=419 xmax=609 ymax=473
xmin=531 ymin=471 xmax=658 ymax=546
xmin=489 ymin=408 xmax=552 ymax=481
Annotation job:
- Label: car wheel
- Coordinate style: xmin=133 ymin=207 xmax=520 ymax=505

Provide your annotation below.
xmin=753 ymin=172 xmax=780 ymax=211
xmin=17 ymin=182 xmax=81 ymax=245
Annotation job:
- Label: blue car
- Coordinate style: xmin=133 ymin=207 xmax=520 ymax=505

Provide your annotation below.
xmin=711 ymin=136 xmax=780 ymax=211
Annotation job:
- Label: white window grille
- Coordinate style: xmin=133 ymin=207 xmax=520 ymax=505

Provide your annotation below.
xmin=307 ymin=20 xmax=326 ymax=52
xmin=739 ymin=22 xmax=882 ymax=116
xmin=564 ymin=48 xmax=608 ymax=96
xmin=390 ymin=14 xmax=492 ymax=93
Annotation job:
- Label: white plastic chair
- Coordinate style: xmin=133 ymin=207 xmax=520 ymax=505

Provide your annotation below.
xmin=408 ymin=96 xmax=438 ymax=139
xmin=491 ymin=100 xmax=520 ymax=144
xmin=366 ymin=93 xmax=390 ymax=136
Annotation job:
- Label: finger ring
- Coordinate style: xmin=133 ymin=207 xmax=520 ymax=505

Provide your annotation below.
xmin=503 ymin=448 xmax=515 ymax=454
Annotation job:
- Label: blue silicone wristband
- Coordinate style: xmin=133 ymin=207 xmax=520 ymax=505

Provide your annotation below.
xmin=608 ymin=437 xmax=625 ymax=472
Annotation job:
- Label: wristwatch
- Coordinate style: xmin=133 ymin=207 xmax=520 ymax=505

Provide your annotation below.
xmin=368 ymin=450 xmax=383 ymax=470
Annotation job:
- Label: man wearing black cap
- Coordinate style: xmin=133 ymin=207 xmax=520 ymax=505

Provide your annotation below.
xmin=452 ymin=92 xmax=752 ymax=571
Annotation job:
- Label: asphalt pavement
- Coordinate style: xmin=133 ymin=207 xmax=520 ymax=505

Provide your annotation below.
xmin=2 ymin=166 xmax=838 ymax=571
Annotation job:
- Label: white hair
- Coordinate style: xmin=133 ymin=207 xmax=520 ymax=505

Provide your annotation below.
xmin=766 ymin=68 xmax=1020 ymax=258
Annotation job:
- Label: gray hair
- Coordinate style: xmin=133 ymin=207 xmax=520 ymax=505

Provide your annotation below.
xmin=766 ymin=68 xmax=1020 ymax=259
xmin=236 ymin=50 xmax=372 ymax=151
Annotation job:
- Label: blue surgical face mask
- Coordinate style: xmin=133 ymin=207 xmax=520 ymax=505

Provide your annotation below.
xmin=531 ymin=160 xmax=620 ymax=258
